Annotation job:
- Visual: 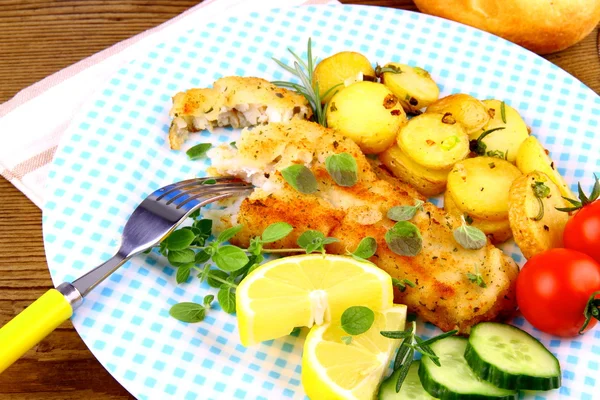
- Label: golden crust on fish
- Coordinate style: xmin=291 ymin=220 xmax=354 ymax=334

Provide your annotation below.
xmin=208 ymin=119 xmax=519 ymax=333
xmin=168 ymin=77 xmax=312 ymax=150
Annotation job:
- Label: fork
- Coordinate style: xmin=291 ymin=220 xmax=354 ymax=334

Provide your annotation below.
xmin=0 ymin=177 xmax=253 ymax=373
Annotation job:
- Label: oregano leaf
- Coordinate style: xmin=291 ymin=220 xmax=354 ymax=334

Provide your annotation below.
xmin=169 ymin=302 xmax=205 ymax=323
xmin=325 ymin=152 xmax=358 ymax=187
xmin=341 ymin=306 xmax=375 ymax=336
xmin=212 ymin=245 xmax=249 ymax=272
xmin=281 ymin=164 xmax=318 ymax=194
xmin=218 ymin=287 xmax=236 ymax=314
xmin=385 ymin=221 xmax=422 ymax=257
xmin=261 ymin=222 xmax=293 ymax=243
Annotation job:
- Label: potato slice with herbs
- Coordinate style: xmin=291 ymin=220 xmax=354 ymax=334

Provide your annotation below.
xmin=447 ymin=157 xmax=522 ymax=221
xmin=313 ymin=51 xmax=375 ymax=104
xmin=380 ymin=144 xmax=449 ymax=196
xmin=381 ymin=63 xmax=440 ymax=113
xmin=444 ymin=190 xmax=512 ymax=244
xmin=326 ymin=81 xmax=407 ymax=154
xmin=508 ymin=171 xmax=569 ymax=259
xmin=426 ymin=94 xmax=489 ymax=135
xmin=469 ymin=100 xmax=529 ymax=163
xmin=397 ymin=113 xmax=469 ymax=171
xmin=516 ymin=136 xmax=575 ymax=200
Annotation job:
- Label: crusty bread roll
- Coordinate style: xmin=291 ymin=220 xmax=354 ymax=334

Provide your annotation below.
xmin=413 ymin=0 xmax=600 ymax=54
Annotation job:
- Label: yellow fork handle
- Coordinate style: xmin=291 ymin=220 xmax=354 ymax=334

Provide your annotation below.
xmin=0 ymin=289 xmax=72 ymax=373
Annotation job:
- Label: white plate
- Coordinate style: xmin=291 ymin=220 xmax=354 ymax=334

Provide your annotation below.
xmin=43 ymin=5 xmax=600 ymax=399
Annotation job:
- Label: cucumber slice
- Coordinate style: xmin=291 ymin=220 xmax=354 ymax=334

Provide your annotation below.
xmin=419 ymin=337 xmax=516 ymax=400
xmin=465 ymin=322 xmax=561 ymax=390
xmin=378 ymin=361 xmax=437 ymax=400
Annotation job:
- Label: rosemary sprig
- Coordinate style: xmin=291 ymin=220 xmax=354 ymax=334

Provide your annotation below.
xmin=381 ymin=321 xmax=458 ymax=392
xmin=272 ymin=38 xmax=341 ymax=127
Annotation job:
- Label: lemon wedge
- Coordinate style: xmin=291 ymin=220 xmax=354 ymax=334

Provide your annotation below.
xmin=302 ymin=305 xmax=407 ymax=400
xmin=236 ymin=254 xmax=393 ymax=347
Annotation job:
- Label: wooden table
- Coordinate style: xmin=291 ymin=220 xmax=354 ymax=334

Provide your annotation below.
xmin=0 ymin=1 xmax=598 ymax=398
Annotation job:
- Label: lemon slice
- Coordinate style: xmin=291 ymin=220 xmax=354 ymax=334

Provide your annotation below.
xmin=236 ymin=254 xmax=393 ymax=346
xmin=302 ymin=305 xmax=407 ymax=400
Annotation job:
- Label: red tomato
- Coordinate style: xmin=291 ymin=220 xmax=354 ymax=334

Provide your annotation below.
xmin=516 ymin=248 xmax=600 ymax=337
xmin=564 ymin=200 xmax=600 ymax=264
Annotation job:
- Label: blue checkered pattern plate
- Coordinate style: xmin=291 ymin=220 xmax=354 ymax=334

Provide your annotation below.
xmin=42 ymin=4 xmax=600 ymax=399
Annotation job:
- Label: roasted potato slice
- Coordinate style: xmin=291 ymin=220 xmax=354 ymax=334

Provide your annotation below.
xmin=326 ymin=81 xmax=407 ymax=154
xmin=444 ymin=190 xmax=512 ymax=244
xmin=426 ymin=94 xmax=489 ymax=135
xmin=469 ymin=100 xmax=529 ymax=163
xmin=379 ymin=144 xmax=449 ymax=197
xmin=313 ymin=51 xmax=375 ymax=104
xmin=397 ymin=113 xmax=469 ymax=171
xmin=508 ymin=171 xmax=569 ymax=259
xmin=516 ymin=136 xmax=575 ymax=200
xmin=447 ymin=157 xmax=522 ymax=221
xmin=381 ymin=63 xmax=440 ymax=113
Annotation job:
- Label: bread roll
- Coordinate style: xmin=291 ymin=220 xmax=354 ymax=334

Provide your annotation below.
xmin=413 ymin=0 xmax=600 ymax=54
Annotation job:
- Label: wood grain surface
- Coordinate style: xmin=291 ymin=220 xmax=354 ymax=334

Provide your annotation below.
xmin=0 ymin=1 xmax=597 ymax=398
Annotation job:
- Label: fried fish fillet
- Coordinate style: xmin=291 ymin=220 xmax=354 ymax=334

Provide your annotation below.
xmin=168 ymin=76 xmax=312 ymax=150
xmin=208 ymin=120 xmax=518 ymax=333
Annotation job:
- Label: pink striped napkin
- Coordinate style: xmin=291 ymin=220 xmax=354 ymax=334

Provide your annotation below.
xmin=0 ymin=0 xmax=336 ymax=208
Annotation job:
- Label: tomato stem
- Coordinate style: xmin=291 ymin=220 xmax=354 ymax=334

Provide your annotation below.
xmin=580 ymin=290 xmax=600 ymax=334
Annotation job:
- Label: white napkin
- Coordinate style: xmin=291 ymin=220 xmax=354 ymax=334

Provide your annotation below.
xmin=0 ymin=0 xmax=337 ymax=208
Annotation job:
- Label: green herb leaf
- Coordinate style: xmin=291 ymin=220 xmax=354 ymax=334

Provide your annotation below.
xmin=392 ymin=278 xmax=416 ymax=292
xmin=218 ymin=287 xmax=236 ymax=314
xmin=217 ymin=224 xmax=243 ymax=244
xmin=500 ymin=101 xmax=507 ymax=124
xmin=385 ymin=221 xmax=422 ymax=257
xmin=207 ymin=269 xmax=230 ymax=288
xmin=454 ymin=220 xmax=487 ymax=250
xmin=387 ymin=200 xmax=424 ymax=221
xmin=395 ymin=348 xmax=414 ymax=393
xmin=212 ymin=245 xmax=249 ymax=272
xmin=202 ymin=178 xmax=217 ymax=185
xmin=486 ymin=150 xmax=505 ymax=159
xmin=281 ymin=164 xmax=318 ymax=194
xmin=297 ymin=230 xmax=326 ymax=253
xmin=261 ymin=222 xmax=294 ymax=243
xmin=352 ymin=237 xmax=377 ymax=259
xmin=341 ymin=336 xmax=353 ymax=345
xmin=467 ymin=272 xmax=487 ymax=288
xmin=325 ymin=153 xmax=358 ymax=187
xmin=419 ymin=330 xmax=458 ymax=347
xmin=186 ymin=143 xmax=212 ymax=160
xmin=195 ymin=250 xmax=211 ymax=264
xmin=167 ymin=249 xmax=196 ymax=265
xmin=380 ymin=330 xmax=412 ymax=339
xmin=169 ymin=302 xmax=205 ymax=323
xmin=176 ymin=263 xmax=192 ymax=284
xmin=203 ymin=295 xmax=214 ymax=308
xmin=414 ymin=336 xmax=440 ymax=366
xmin=195 ymin=219 xmax=213 ymax=235
xmin=467 ymin=264 xmax=487 ymax=288
xmin=532 ymin=181 xmax=551 ymax=198
xmin=341 ymin=306 xmax=375 ymax=336
xmin=165 ymin=229 xmax=196 ymax=250
xmin=469 ymin=127 xmax=506 ymax=156
xmin=322 ymin=237 xmax=339 ymax=245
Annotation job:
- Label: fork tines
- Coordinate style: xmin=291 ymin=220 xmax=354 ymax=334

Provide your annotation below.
xmin=153 ymin=177 xmax=253 ymax=210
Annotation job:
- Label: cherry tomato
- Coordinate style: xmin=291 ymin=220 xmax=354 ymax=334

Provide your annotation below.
xmin=564 ymin=200 xmax=600 ymax=265
xmin=516 ymin=248 xmax=600 ymax=337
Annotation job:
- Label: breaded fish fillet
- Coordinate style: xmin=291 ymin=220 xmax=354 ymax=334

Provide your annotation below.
xmin=208 ymin=120 xmax=518 ymax=333
xmin=168 ymin=76 xmax=312 ymax=150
